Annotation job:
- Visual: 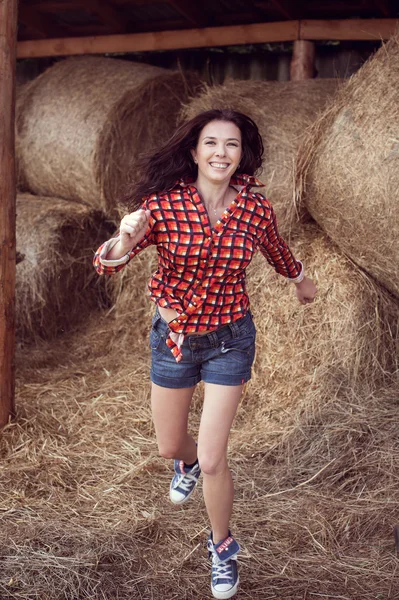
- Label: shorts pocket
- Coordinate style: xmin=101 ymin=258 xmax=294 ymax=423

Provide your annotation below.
xmin=220 ymin=332 xmax=256 ymax=365
xmin=149 ymin=327 xmax=162 ymax=351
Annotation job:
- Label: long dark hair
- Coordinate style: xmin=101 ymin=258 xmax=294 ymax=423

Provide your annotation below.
xmin=123 ymin=109 xmax=264 ymax=212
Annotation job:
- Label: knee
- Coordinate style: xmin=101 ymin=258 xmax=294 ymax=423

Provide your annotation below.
xmin=198 ymin=451 xmax=227 ymax=476
xmin=158 ymin=442 xmax=182 ymax=460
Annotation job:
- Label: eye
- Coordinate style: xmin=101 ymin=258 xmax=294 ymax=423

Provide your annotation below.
xmin=205 ymin=141 xmax=215 ymax=145
xmin=228 ymin=143 xmax=239 ymax=147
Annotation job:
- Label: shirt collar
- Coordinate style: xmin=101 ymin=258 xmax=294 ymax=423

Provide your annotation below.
xmin=178 ymin=173 xmax=264 ymax=189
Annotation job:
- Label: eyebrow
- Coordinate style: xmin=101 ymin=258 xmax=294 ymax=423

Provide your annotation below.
xmin=203 ymin=136 xmax=240 ymax=142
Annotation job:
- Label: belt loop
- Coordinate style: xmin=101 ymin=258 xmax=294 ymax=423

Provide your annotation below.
xmin=207 ymin=331 xmax=219 ymax=347
xmin=229 ymin=320 xmax=240 ymax=339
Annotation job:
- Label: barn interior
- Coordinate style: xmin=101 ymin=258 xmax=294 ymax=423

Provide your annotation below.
xmin=0 ymin=2 xmax=399 ymax=599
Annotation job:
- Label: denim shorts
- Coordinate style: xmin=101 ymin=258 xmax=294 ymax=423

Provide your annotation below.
xmin=149 ymin=308 xmax=256 ymax=388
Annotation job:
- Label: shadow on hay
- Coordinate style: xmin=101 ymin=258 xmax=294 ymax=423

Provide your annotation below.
xmin=16 ymin=194 xmax=116 ymax=344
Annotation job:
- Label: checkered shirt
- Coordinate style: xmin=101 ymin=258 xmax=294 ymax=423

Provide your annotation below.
xmin=93 ymin=174 xmax=303 ymax=362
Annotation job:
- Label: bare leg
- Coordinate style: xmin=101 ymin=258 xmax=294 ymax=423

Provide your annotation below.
xmin=151 ymin=382 xmax=197 ymax=464
xmin=197 ymin=383 xmax=243 ymax=543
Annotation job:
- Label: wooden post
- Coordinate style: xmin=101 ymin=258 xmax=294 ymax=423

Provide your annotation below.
xmin=0 ymin=0 xmax=18 ymax=427
xmin=290 ymin=39 xmax=316 ymax=80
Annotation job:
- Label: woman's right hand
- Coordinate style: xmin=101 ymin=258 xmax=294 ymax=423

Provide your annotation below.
xmin=119 ymin=209 xmax=151 ymax=251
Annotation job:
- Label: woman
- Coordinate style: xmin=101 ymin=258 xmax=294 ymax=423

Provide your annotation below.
xmin=94 ymin=109 xmax=317 ymax=599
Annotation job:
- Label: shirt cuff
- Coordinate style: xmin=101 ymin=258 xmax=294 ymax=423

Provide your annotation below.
xmin=99 ymin=236 xmax=130 ymax=267
xmin=288 ymin=260 xmax=305 ymax=283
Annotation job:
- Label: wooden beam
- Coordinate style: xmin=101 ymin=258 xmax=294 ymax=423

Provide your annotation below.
xmin=82 ymin=0 xmax=128 ymax=33
xmin=300 ymin=18 xmax=398 ymax=40
xmin=166 ymin=0 xmax=207 ymax=27
xmin=18 ymin=4 xmax=67 ymax=39
xmin=17 ymin=20 xmax=299 ymax=58
xmin=290 ymin=40 xmax=316 ymax=80
xmin=16 ymin=18 xmax=399 ymax=58
xmin=0 ymin=0 xmax=17 ymax=427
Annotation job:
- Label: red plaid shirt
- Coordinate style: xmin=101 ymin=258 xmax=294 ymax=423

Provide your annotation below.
xmin=94 ymin=174 xmax=303 ymax=361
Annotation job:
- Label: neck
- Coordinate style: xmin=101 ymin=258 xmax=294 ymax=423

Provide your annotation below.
xmin=194 ymin=173 xmax=231 ymax=209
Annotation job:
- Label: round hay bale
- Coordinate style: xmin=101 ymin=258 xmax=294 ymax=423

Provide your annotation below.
xmin=295 ymin=32 xmax=399 ymax=298
xmin=245 ymin=223 xmax=399 ymax=416
xmin=182 ymin=78 xmax=340 ymax=234
xmin=16 ymin=56 xmax=202 ymax=215
xmin=16 ymin=193 xmax=115 ymax=342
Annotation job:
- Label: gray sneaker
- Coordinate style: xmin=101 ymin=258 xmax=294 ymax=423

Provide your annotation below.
xmin=169 ymin=458 xmax=201 ymax=504
xmin=207 ymin=531 xmax=240 ymax=599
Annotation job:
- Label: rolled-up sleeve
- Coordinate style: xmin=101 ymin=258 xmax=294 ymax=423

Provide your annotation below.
xmin=258 ymin=201 xmax=304 ymax=282
xmin=93 ymin=200 xmax=155 ymax=276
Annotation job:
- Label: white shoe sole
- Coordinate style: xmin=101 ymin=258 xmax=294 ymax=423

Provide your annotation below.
xmin=169 ymin=479 xmax=199 ymax=505
xmin=211 ymin=576 xmax=239 ymax=599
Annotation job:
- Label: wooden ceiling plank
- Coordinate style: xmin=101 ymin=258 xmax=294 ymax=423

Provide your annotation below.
xmin=99 ymin=0 xmax=171 ymax=4
xmin=256 ymin=0 xmax=300 ymax=20
xmin=29 ymin=0 xmax=159 ymax=10
xmin=165 ymin=0 xmax=208 ymax=27
xmin=74 ymin=19 xmax=185 ymax=35
xmin=300 ymin=0 xmax=390 ymax=15
xmin=17 ymin=19 xmax=190 ymax=42
xmin=80 ymin=0 xmax=128 ymax=33
xmin=19 ymin=5 xmax=67 ymax=39
xmin=370 ymin=0 xmax=392 ymax=18
xmin=29 ymin=2 xmax=78 ymax=11
xmin=17 ymin=20 xmax=299 ymax=58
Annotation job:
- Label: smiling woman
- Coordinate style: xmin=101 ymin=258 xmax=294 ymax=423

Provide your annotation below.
xmin=93 ymin=109 xmax=317 ymax=599
xmin=190 ymin=121 xmax=242 ymax=226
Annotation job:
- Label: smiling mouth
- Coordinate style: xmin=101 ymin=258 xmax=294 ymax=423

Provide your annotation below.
xmin=209 ymin=162 xmax=230 ymax=169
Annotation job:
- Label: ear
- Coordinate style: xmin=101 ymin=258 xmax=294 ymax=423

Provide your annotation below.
xmin=190 ymin=148 xmax=197 ymax=163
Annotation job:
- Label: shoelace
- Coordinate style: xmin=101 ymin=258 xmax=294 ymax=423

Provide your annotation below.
xmin=173 ymin=470 xmax=199 ymax=492
xmin=212 ymin=554 xmax=237 ymax=582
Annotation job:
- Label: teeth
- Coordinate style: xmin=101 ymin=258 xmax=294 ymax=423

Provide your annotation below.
xmin=210 ymin=162 xmax=229 ymax=169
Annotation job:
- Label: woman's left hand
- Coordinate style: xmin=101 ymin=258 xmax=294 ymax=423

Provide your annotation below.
xmin=295 ymin=276 xmax=317 ymax=305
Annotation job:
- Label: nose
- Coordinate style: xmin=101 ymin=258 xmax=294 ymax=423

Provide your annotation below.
xmin=215 ymin=143 xmax=226 ymax=157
